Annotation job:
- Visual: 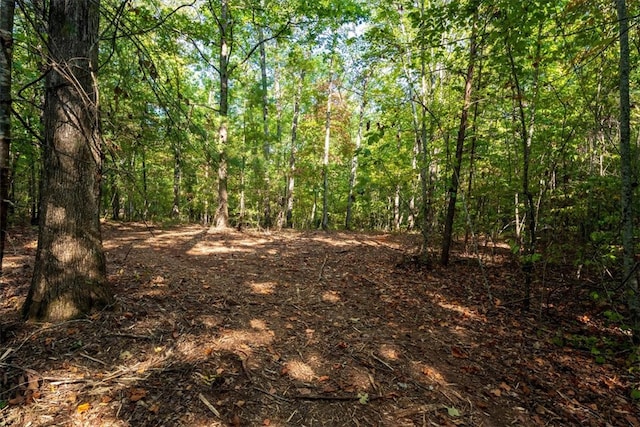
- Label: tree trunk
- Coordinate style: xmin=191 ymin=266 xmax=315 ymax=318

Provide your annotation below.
xmin=321 ymin=46 xmax=336 ymax=231
xmin=172 ymin=142 xmax=181 ymax=219
xmin=507 ymin=22 xmax=543 ymax=311
xmin=23 ymin=0 xmax=113 ymax=321
xmin=0 ymin=0 xmax=15 ymax=272
xmin=213 ymin=0 xmax=230 ymax=229
xmin=418 ymin=0 xmax=432 ymax=264
xmin=285 ymin=70 xmax=304 ymax=228
xmin=141 ymin=146 xmax=148 ymax=219
xmin=441 ymin=26 xmax=477 ymax=266
xmin=259 ymin=25 xmax=272 ymax=228
xmin=616 ymin=0 xmax=640 ymax=339
xmin=346 ymin=77 xmax=367 ymax=230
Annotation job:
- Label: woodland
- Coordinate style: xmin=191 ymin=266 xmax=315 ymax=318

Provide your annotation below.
xmin=0 ymin=0 xmax=640 ymax=425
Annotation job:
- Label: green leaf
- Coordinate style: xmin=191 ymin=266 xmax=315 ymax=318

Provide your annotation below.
xmin=631 ymin=388 xmax=640 ymax=400
xmin=447 ymin=406 xmax=460 ymax=417
xmin=357 ymin=392 xmax=369 ymax=404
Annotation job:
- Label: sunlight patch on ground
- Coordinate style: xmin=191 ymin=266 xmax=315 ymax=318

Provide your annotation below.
xmin=198 ymin=315 xmax=222 ymax=329
xmin=411 ymin=361 xmax=446 ymax=385
xmin=427 ymin=292 xmax=484 ymax=321
xmin=174 ymin=335 xmax=211 ymax=362
xmin=213 ymin=328 xmax=275 ymax=353
xmin=249 ymin=281 xmax=277 ymax=295
xmin=378 ymin=343 xmax=401 ymax=361
xmin=186 ymin=243 xmax=252 ymax=255
xmin=250 ymin=319 xmax=268 ymax=330
xmin=322 ymin=290 xmax=341 ymax=303
xmin=284 ymin=360 xmax=316 ymax=382
xmin=347 ymin=367 xmax=374 ymax=391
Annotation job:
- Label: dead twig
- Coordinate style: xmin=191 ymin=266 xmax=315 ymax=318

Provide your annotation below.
xmin=253 ymin=386 xmax=294 ymax=403
xmin=78 ymin=352 xmax=107 ymax=366
xmin=371 ymin=353 xmax=394 ymax=371
xmin=198 ymin=393 xmax=221 ymax=417
xmin=319 ymin=254 xmax=328 ymax=281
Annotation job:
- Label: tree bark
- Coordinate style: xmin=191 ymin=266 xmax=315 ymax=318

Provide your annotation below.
xmin=0 ymin=0 xmax=15 ymax=273
xmin=616 ymin=0 xmax=640 ymax=339
xmin=23 ymin=0 xmax=113 ymax=321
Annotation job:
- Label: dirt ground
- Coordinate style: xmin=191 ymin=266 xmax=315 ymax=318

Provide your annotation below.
xmin=0 ymin=222 xmax=638 ymax=426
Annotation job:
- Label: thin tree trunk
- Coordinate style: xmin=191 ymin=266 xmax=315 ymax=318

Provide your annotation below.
xmin=321 ymin=44 xmax=336 ymax=231
xmin=141 ymin=146 xmax=148 ymax=219
xmin=507 ymin=22 xmax=543 ymax=311
xmin=616 ymin=0 xmax=640 ymax=339
xmin=464 ymin=72 xmax=481 ymax=249
xmin=418 ymin=0 xmax=432 ymax=264
xmin=397 ymin=3 xmax=424 ymax=238
xmin=393 ymin=184 xmax=401 ymax=231
xmin=259 ymin=24 xmax=271 ymax=228
xmin=214 ymin=0 xmax=230 ymax=229
xmin=172 ymin=143 xmax=181 ymax=219
xmin=285 ymin=70 xmax=304 ymax=228
xmin=441 ymin=26 xmax=477 ymax=266
xmin=0 ymin=0 xmax=15 ymax=272
xmin=346 ymin=77 xmax=367 ymax=230
xmin=23 ymin=0 xmax=113 ymax=321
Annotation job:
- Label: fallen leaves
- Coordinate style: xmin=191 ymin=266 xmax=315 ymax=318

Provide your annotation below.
xmin=1 ymin=224 xmax=638 ymax=427
xmin=76 ymin=402 xmax=91 ymax=414
xmin=129 ymin=388 xmax=147 ymax=402
xmin=450 ymin=346 xmax=469 ymax=359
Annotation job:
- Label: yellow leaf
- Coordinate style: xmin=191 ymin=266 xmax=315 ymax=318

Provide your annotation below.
xmin=77 ymin=402 xmax=91 ymax=414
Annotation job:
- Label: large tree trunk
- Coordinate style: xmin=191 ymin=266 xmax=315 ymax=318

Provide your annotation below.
xmin=616 ymin=0 xmax=640 ymax=339
xmin=0 ymin=0 xmax=15 ymax=273
xmin=23 ymin=0 xmax=113 ymax=321
xmin=441 ymin=25 xmax=477 ymax=266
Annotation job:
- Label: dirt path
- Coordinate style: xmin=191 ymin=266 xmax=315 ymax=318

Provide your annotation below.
xmin=0 ymin=222 xmax=637 ymax=426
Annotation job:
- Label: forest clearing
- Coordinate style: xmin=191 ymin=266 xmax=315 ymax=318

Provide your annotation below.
xmin=1 ymin=0 xmax=640 ymax=425
xmin=0 ymin=222 xmax=637 ymax=426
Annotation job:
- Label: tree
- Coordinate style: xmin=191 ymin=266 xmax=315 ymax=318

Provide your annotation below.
xmin=616 ymin=0 xmax=639 ymax=339
xmin=441 ymin=9 xmax=478 ymax=266
xmin=321 ymin=39 xmax=337 ymax=231
xmin=285 ymin=68 xmax=305 ymax=228
xmin=23 ymin=0 xmax=113 ymax=321
xmin=0 ymin=0 xmax=15 ymax=273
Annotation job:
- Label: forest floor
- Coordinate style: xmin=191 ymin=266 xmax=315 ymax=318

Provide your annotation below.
xmin=0 ymin=222 xmax=639 ymax=426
